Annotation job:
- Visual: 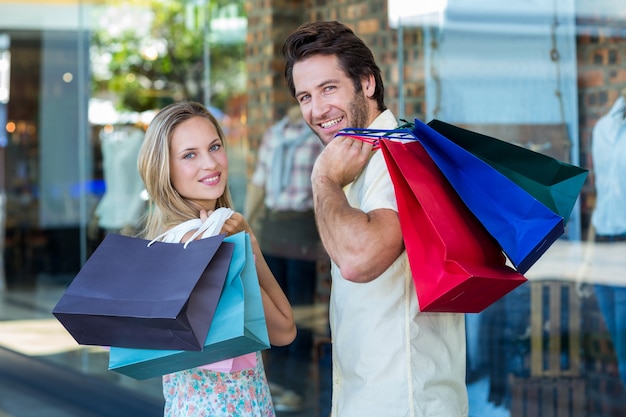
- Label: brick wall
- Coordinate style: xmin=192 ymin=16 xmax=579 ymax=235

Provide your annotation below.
xmin=245 ymin=0 xmax=307 ymax=160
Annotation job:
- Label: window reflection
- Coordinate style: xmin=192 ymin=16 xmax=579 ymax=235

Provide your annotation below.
xmin=0 ymin=1 xmax=625 ymax=417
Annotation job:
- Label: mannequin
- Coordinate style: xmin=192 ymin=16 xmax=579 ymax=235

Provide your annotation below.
xmin=590 ymin=88 xmax=626 ymax=387
xmin=244 ymin=106 xmax=325 ymax=411
xmin=95 ymin=124 xmax=146 ymax=235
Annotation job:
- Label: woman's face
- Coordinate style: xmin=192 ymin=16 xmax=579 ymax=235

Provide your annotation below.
xmin=169 ymin=116 xmax=228 ymax=211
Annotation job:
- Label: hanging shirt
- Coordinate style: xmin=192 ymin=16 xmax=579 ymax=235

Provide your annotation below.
xmin=96 ymin=126 xmax=145 ymax=230
xmin=591 ymin=96 xmax=626 ymax=236
xmin=329 ymin=110 xmax=468 ymax=417
xmin=251 ymin=116 xmax=323 ymax=212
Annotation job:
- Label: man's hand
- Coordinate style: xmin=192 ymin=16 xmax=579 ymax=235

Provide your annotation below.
xmin=312 ymin=135 xmax=373 ymax=187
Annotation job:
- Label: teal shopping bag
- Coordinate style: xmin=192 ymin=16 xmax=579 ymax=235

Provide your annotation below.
xmin=426 ymin=119 xmax=588 ymax=224
xmin=108 ymin=232 xmax=270 ymax=380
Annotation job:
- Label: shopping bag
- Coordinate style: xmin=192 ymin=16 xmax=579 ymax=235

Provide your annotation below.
xmin=379 ymin=139 xmax=527 ymax=313
xmin=108 ymin=231 xmax=270 ymax=380
xmin=409 ymin=119 xmax=565 ymax=274
xmin=198 ymin=352 xmax=257 ymax=373
xmin=339 ymin=123 xmax=565 ymax=273
xmin=52 ymin=233 xmax=232 ymax=351
xmin=426 ymin=119 xmax=588 ymax=224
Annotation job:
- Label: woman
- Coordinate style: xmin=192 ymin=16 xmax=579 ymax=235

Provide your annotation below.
xmin=138 ymin=101 xmax=296 ymax=416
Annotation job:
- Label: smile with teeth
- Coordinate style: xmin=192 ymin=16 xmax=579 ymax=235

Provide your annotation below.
xmin=200 ymin=174 xmax=220 ymax=185
xmin=320 ymin=117 xmax=343 ymax=129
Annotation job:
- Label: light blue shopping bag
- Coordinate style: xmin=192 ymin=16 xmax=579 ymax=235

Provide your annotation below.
xmin=108 ymin=232 xmax=270 ymax=380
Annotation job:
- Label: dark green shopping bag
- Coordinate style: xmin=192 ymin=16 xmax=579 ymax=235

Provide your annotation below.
xmin=426 ymin=119 xmax=588 ymax=224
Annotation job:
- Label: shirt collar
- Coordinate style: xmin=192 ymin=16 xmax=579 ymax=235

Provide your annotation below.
xmin=368 ymin=109 xmax=398 ymax=130
xmin=609 ymin=96 xmax=626 ymax=121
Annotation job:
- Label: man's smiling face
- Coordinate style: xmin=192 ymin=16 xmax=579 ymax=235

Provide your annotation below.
xmin=293 ymin=54 xmax=373 ymax=145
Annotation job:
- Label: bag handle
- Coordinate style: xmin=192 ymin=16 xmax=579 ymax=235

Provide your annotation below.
xmin=147 ymin=208 xmax=234 ymax=248
xmin=185 ymin=208 xmax=233 ymax=245
xmin=334 ymin=121 xmax=417 ymax=150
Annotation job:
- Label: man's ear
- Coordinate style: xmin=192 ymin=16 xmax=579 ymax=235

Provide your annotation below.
xmin=362 ymin=74 xmax=376 ymax=98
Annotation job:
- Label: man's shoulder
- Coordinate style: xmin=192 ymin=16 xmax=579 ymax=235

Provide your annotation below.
xmin=367 ymin=109 xmax=399 ymax=130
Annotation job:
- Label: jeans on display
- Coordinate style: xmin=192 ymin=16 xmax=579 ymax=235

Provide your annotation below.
xmin=594 ymin=283 xmax=626 ymax=386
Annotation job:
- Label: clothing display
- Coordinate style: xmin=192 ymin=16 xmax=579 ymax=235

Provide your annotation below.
xmin=250 ymin=112 xmax=324 ymax=261
xmin=251 ymin=113 xmax=323 ymax=213
xmin=95 ymin=126 xmax=145 ymax=231
xmin=591 ymin=95 xmax=626 ymax=237
xmin=248 ymin=110 xmax=324 ymax=407
xmin=591 ymin=94 xmax=626 ymax=387
xmin=329 ymin=110 xmax=468 ymax=417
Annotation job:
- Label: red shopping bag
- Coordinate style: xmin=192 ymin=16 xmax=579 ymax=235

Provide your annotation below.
xmin=379 ymin=139 xmax=527 ymax=312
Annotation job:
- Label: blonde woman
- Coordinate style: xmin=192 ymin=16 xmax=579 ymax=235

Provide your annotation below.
xmin=138 ymin=101 xmax=296 ymax=416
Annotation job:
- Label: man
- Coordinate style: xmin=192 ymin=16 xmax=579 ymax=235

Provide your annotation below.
xmin=283 ymin=21 xmax=468 ymax=417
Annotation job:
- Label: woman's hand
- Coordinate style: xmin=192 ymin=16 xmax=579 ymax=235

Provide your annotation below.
xmin=199 ymin=209 xmax=211 ymax=222
xmin=220 ymin=211 xmax=251 ymax=236
xmin=199 ymin=210 xmax=251 ymax=237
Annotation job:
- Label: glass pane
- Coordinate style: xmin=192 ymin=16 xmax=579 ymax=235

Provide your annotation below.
xmin=0 ymin=1 xmax=625 ymax=417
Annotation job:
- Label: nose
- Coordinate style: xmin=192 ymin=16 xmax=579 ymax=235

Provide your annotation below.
xmin=310 ymin=95 xmax=329 ymax=120
xmin=200 ymin=151 xmax=219 ymax=170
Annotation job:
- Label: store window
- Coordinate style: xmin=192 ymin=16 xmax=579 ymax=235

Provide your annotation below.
xmin=0 ymin=1 xmax=625 ymax=417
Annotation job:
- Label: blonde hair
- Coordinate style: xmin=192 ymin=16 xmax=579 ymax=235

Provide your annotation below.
xmin=137 ymin=101 xmax=234 ymax=238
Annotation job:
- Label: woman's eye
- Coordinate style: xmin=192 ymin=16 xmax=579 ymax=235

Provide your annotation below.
xmin=209 ymin=143 xmax=221 ymax=152
xmin=183 ymin=152 xmax=195 ymax=159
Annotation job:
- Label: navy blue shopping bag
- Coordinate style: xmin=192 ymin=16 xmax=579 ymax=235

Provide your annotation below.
xmin=410 ymin=119 xmax=564 ymax=273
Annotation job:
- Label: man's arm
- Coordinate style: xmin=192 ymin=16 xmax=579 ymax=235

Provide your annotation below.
xmin=311 ymin=136 xmax=404 ymax=283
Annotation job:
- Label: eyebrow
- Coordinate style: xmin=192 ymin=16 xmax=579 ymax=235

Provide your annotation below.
xmin=174 ymin=137 xmax=222 ymax=156
xmin=175 ymin=146 xmax=196 ymax=156
xmin=295 ymin=78 xmax=341 ymax=98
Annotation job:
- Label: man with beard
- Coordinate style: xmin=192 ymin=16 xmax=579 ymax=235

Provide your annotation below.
xmin=282 ymin=21 xmax=468 ymax=417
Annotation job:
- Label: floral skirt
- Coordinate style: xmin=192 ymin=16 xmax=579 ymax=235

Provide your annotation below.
xmin=163 ymin=352 xmax=275 ymax=417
